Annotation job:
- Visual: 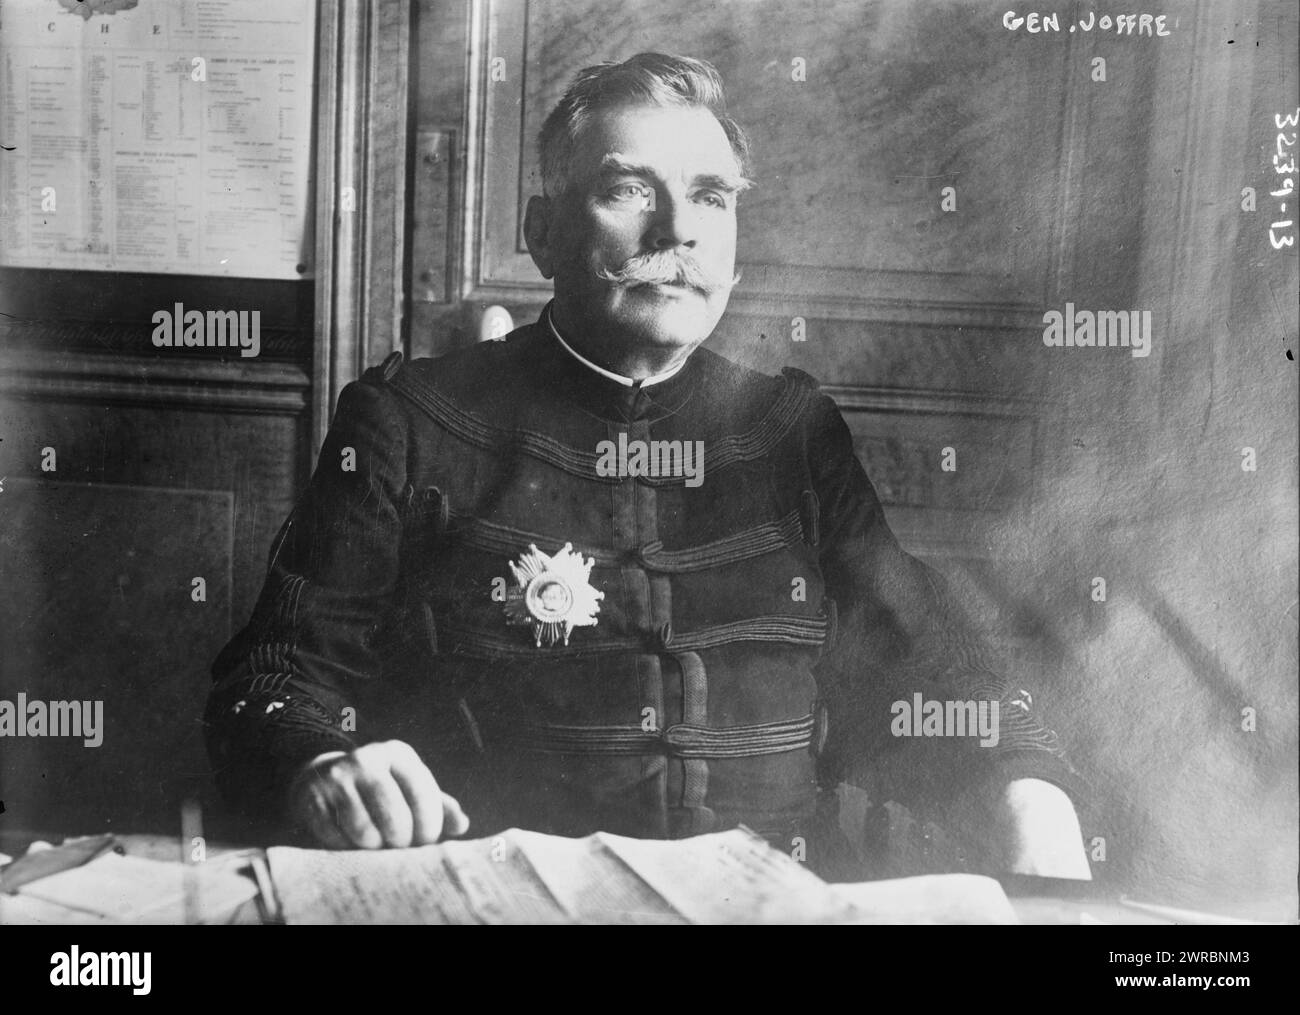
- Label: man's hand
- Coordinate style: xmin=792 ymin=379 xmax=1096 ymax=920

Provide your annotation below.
xmin=997 ymin=777 xmax=1092 ymax=879
xmin=289 ymin=740 xmax=470 ymax=849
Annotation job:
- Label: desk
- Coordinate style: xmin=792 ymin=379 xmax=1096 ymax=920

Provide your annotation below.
xmin=0 ymin=831 xmax=266 ymax=925
xmin=0 ymin=830 xmax=1176 ymax=925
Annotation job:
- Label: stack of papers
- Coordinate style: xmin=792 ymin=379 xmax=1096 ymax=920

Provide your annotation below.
xmin=0 ymin=851 xmax=259 ymax=925
xmin=266 ymin=826 xmax=1018 ymax=925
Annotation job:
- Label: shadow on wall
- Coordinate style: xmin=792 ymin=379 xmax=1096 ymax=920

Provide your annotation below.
xmin=978 ymin=442 xmax=1297 ymax=921
xmin=844 ymin=478 xmax=1297 ymax=922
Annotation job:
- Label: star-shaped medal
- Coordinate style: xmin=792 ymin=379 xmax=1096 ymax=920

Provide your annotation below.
xmin=503 ymin=543 xmax=604 ymax=647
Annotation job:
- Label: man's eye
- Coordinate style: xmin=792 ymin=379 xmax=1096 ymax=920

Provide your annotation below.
xmin=694 ymin=190 xmax=728 ymax=209
xmin=608 ymin=183 xmax=652 ymax=201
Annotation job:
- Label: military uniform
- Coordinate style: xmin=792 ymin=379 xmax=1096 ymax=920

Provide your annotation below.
xmin=206 ymin=306 xmax=1081 ymax=876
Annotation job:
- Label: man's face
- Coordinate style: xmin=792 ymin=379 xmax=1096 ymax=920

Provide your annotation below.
xmin=528 ymin=102 xmax=746 ymax=357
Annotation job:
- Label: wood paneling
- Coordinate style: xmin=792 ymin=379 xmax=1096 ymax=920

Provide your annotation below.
xmin=0 ymin=479 xmax=232 ymax=833
xmin=0 ymin=350 xmax=308 ymax=832
xmin=0 ymin=362 xmax=306 ymax=626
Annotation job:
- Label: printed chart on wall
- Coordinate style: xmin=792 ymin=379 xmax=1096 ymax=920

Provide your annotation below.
xmin=0 ymin=0 xmax=315 ymax=278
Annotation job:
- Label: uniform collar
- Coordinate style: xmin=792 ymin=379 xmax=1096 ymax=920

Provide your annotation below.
xmin=529 ymin=304 xmax=702 ymax=424
xmin=544 ymin=303 xmax=688 ymax=389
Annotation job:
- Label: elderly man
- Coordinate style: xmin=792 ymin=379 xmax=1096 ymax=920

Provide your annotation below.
xmin=206 ymin=53 xmax=1089 ymax=880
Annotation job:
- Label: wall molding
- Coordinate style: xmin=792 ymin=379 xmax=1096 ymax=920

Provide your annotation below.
xmin=313 ymin=0 xmax=413 ymax=453
xmin=0 ymin=318 xmax=310 ymax=361
xmin=823 ymin=383 xmax=1044 ymax=419
xmin=0 ymin=350 xmax=309 ymax=414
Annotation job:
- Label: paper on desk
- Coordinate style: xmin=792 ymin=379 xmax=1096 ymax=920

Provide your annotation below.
xmin=268 ymin=826 xmax=891 ymax=925
xmin=590 ymin=828 xmax=856 ymax=923
xmin=827 ymin=874 xmax=1019 ymax=925
xmin=0 ymin=891 xmax=119 ymax=925
xmin=509 ymin=829 xmax=683 ymax=924
xmin=9 ymin=852 xmax=258 ymax=924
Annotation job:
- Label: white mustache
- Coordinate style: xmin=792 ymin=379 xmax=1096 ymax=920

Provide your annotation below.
xmin=595 ymin=250 xmax=741 ymax=293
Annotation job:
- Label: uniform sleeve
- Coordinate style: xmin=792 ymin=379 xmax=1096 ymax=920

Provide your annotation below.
xmin=204 ymin=373 xmax=409 ymax=821
xmin=806 ymin=392 xmax=1087 ymax=812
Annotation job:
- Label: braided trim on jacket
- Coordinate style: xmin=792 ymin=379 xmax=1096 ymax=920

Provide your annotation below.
xmin=386 ymin=367 xmax=818 ymax=483
xmin=443 ymin=509 xmax=805 ymax=573
xmin=436 ymin=614 xmax=830 ymax=658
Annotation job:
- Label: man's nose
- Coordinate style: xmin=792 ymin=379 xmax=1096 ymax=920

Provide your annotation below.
xmin=644 ymin=189 xmax=697 ymax=250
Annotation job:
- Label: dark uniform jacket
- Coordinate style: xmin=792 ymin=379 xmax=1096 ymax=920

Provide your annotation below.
xmin=206 ymin=307 xmax=1082 ymax=875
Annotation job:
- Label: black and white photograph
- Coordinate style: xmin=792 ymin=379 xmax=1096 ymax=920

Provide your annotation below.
xmin=0 ymin=0 xmax=1296 ymax=971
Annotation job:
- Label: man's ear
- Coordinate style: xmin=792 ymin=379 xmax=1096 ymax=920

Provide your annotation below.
xmin=523 ymin=195 xmax=555 ymax=279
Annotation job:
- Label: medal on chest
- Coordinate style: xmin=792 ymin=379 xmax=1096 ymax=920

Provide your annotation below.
xmin=503 ymin=543 xmax=604 ymax=647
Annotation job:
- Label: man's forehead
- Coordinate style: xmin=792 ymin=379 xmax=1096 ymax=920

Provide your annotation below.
xmin=571 ymin=103 xmax=743 ymax=181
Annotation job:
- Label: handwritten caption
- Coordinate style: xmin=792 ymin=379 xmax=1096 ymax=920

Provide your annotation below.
xmin=1269 ymin=109 xmax=1298 ymax=251
xmin=1002 ymin=11 xmax=1173 ymax=35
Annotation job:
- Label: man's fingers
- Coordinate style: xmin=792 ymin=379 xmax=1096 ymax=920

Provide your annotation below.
xmin=331 ymin=778 xmax=385 ymax=849
xmin=292 ymin=760 xmax=352 ymax=850
xmin=389 ymin=751 xmax=454 ymax=845
xmin=301 ymin=778 xmax=365 ymax=850
xmin=292 ymin=742 xmax=466 ymax=849
xmin=355 ymin=771 xmax=415 ymax=848
xmin=441 ymin=793 xmax=471 ymax=838
xmin=306 ymin=798 xmax=353 ymax=850
xmin=386 ymin=743 xmax=470 ymax=843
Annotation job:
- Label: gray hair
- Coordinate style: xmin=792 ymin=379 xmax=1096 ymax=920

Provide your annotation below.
xmin=538 ymin=52 xmax=753 ymax=199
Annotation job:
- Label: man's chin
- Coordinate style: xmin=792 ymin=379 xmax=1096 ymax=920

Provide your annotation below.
xmin=604 ymin=286 xmax=727 ymax=347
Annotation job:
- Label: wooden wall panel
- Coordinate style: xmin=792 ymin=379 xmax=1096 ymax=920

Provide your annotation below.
xmin=0 ymin=355 xmax=307 ymax=621
xmin=0 ymin=479 xmax=232 ymax=834
xmin=0 ymin=356 xmax=308 ymax=832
